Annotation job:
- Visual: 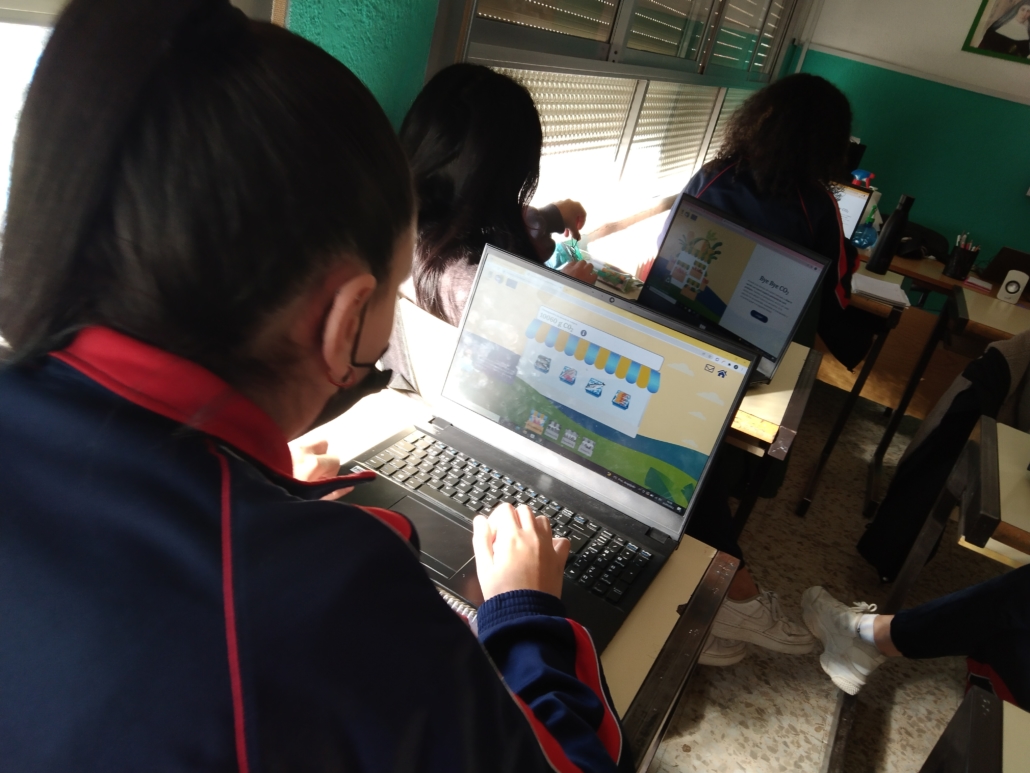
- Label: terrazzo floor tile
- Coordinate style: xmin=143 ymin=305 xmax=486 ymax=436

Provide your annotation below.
xmin=653 ymin=381 xmax=1008 ymax=773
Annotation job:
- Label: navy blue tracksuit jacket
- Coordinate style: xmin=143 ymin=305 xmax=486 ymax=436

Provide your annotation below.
xmin=0 ymin=326 xmax=629 ymax=772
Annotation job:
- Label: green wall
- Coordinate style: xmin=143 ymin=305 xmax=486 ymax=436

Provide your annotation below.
xmin=288 ymin=0 xmax=438 ymax=128
xmin=802 ymin=50 xmax=1030 ymax=264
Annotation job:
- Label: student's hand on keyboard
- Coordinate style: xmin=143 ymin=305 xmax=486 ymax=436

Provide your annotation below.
xmin=473 ymin=504 xmax=571 ymax=600
xmin=290 ymin=439 xmax=352 ymax=501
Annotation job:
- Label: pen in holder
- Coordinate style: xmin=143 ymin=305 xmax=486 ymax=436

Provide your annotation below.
xmin=943 ymin=245 xmax=977 ymax=280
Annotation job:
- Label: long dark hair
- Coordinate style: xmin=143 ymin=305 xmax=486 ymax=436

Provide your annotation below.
xmin=400 ymin=64 xmax=542 ymax=321
xmin=0 ymin=0 xmax=413 ymax=386
xmin=709 ymin=74 xmax=852 ymax=196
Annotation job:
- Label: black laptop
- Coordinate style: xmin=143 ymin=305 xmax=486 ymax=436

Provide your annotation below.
xmin=341 ymin=246 xmax=757 ymax=651
xmin=640 ymin=195 xmax=831 ymax=384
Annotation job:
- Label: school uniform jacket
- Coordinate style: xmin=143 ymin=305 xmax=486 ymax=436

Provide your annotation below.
xmin=0 ymin=326 xmax=630 ymax=773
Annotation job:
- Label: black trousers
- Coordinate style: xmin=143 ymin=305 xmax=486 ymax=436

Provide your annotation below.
xmin=685 ymin=453 xmax=744 ymax=566
xmin=892 ymin=564 xmax=1030 ymax=709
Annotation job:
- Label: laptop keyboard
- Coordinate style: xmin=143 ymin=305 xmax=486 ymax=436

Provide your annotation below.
xmin=362 ymin=430 xmax=654 ymax=606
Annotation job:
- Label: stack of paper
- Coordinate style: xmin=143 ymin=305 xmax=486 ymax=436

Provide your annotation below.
xmin=851 ymin=274 xmax=911 ymax=308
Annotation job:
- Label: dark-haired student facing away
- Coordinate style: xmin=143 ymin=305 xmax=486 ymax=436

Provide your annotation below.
xmin=657 ymin=75 xmax=887 ymax=668
xmin=0 ymin=2 xmax=631 ymax=771
xmin=401 ymin=63 xmax=596 ymax=326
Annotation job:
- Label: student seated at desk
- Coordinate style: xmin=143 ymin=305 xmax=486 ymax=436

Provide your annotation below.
xmin=400 ymin=64 xmax=597 ymax=326
xmin=0 ymin=3 xmax=629 ymax=771
xmin=665 ymin=73 xmax=882 ymax=370
xmin=803 ymin=569 xmax=1030 ymax=709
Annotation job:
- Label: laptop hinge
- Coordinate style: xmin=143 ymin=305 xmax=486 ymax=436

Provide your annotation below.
xmin=428 ymin=416 xmax=452 ymax=430
xmin=647 ymin=527 xmax=671 ymax=544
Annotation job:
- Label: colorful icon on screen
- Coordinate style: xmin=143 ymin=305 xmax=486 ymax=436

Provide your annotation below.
xmin=585 ymin=378 xmax=605 ymax=397
xmin=524 ymin=410 xmax=547 ymax=436
xmin=559 ymin=366 xmax=577 ymax=385
xmin=535 ymin=355 xmax=551 ymax=374
xmin=612 ymin=391 xmax=631 ymax=410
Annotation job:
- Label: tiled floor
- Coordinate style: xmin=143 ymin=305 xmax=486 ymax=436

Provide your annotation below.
xmin=651 ymin=381 xmax=1007 ymax=773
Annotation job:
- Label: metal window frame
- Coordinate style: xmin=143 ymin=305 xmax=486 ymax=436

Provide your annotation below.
xmin=0 ymin=0 xmax=64 ymax=25
xmin=428 ymin=0 xmax=813 ymax=85
xmin=0 ymin=0 xmax=288 ymax=25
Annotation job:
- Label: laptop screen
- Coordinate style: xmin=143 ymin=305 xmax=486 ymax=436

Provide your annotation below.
xmin=640 ymin=196 xmax=827 ymax=369
xmin=832 ymin=183 xmax=872 ymax=239
xmin=441 ymin=248 xmax=752 ymax=523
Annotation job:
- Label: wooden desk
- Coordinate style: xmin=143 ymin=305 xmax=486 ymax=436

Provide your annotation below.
xmin=723 ymin=343 xmax=822 ymax=533
xmin=961 ymin=288 xmax=1030 ymax=340
xmin=297 ymin=388 xmax=738 ymax=772
xmin=958 ymin=420 xmax=1030 ymax=569
xmin=861 ymin=254 xmax=966 ymax=294
xmin=867 ymin=287 xmax=1030 ymax=512
xmin=886 ymin=417 xmax=1029 ymax=614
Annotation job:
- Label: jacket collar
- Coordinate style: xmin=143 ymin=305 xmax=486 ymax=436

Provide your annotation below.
xmin=50 ymin=327 xmax=375 ymax=495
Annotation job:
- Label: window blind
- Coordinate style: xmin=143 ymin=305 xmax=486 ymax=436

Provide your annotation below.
xmin=497 ymin=68 xmax=636 ymax=156
xmin=623 ymin=81 xmax=719 ymax=190
xmin=626 ymin=0 xmax=714 ymax=60
xmin=702 ymin=87 xmax=751 ymax=165
xmin=476 ymin=0 xmax=617 ymax=43
xmin=709 ymin=0 xmax=773 ymax=70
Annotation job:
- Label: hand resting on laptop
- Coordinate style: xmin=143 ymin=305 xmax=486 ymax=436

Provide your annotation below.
xmin=473 ymin=503 xmax=572 ymax=599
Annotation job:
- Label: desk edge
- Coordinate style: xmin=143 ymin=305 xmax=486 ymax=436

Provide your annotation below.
xmin=623 ymin=551 xmax=739 ymax=772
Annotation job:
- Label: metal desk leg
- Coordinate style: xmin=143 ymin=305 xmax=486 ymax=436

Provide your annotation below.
xmin=796 ymin=307 xmax=902 ymax=516
xmin=865 ymin=299 xmax=955 ymax=518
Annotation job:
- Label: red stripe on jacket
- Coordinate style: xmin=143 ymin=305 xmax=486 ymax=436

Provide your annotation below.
xmin=570 ymin=622 xmax=623 ymax=764
xmin=511 ymin=695 xmax=581 ymax=773
xmin=209 ymin=445 xmax=251 ymax=773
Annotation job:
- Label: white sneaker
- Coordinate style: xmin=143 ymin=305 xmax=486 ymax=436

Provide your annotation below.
xmin=698 ymin=635 xmax=746 ymax=667
xmin=710 ymin=591 xmax=816 ymax=654
xmin=802 ymin=586 xmax=887 ymax=695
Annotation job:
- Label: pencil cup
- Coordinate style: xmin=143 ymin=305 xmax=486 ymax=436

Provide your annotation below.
xmin=943 ymin=246 xmax=977 ymax=280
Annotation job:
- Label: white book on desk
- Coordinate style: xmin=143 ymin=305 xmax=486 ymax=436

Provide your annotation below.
xmin=851 ymin=273 xmax=911 ymax=308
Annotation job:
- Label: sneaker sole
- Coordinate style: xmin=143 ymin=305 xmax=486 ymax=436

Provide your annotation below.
xmin=699 ymin=647 xmax=747 ymax=667
xmin=710 ymin=621 xmax=816 ymax=655
xmin=819 ymin=653 xmax=862 ymax=695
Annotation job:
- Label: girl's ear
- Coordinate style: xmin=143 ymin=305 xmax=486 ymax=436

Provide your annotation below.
xmin=321 ymin=272 xmax=378 ymax=384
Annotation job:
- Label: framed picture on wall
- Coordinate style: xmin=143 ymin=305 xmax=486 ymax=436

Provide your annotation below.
xmin=964 ymin=0 xmax=1030 ymax=64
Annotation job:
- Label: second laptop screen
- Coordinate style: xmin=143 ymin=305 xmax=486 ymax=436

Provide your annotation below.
xmin=645 ymin=203 xmax=824 ymax=362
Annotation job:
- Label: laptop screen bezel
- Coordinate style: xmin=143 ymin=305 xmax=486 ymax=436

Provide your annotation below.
xmin=434 ymin=245 xmax=759 ymax=542
xmin=640 ymin=194 xmax=832 ymax=370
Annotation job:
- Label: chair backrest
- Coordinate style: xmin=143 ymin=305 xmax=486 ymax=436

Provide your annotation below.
xmin=394 ymin=297 xmax=459 ymax=402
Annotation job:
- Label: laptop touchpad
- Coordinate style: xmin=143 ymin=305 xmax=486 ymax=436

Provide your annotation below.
xmin=392 ymin=496 xmax=474 ymax=574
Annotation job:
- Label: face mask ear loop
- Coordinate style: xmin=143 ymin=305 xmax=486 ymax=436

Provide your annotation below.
xmin=326 ymin=299 xmax=380 ymax=389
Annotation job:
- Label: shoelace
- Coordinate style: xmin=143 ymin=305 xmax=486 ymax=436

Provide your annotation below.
xmin=760 ymin=590 xmax=786 ymax=621
xmin=850 ymin=602 xmax=878 ymax=614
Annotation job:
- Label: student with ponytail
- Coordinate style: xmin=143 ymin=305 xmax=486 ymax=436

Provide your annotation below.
xmin=0 ymin=2 xmax=628 ymax=771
